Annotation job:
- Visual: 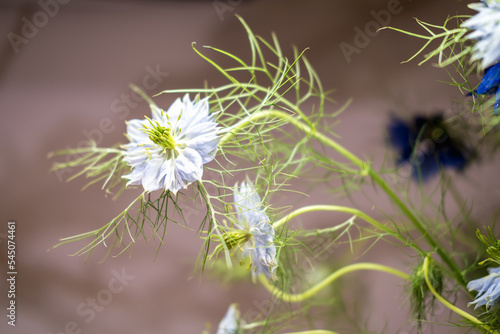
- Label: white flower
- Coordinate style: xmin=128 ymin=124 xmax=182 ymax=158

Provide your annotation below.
xmin=232 ymin=181 xmax=278 ymax=280
xmin=216 ymin=304 xmax=241 ymax=334
xmin=462 ymin=0 xmax=500 ymax=69
xmin=123 ymin=94 xmax=219 ymax=193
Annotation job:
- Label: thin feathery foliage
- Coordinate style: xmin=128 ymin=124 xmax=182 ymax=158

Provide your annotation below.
xmin=410 ymin=259 xmax=444 ymax=333
xmin=49 ymin=143 xmax=129 ymax=197
xmin=477 ymin=227 xmax=500 ymax=266
xmin=49 ymin=16 xmax=333 ymax=269
xmin=49 ymin=9 xmax=500 ymax=334
xmin=384 ymin=13 xmax=500 ymax=130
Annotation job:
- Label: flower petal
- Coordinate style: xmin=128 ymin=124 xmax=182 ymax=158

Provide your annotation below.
xmin=462 ymin=1 xmax=500 ymax=69
xmin=495 ymin=85 xmax=500 ymax=115
xmin=250 ymin=222 xmax=278 ymax=280
xmin=468 ymin=268 xmax=500 ymax=310
xmin=174 ymin=147 xmax=203 ymax=183
xmin=163 ymin=97 xmax=184 ymax=122
xmin=122 ymin=94 xmax=219 ymax=193
xmin=388 ymin=117 xmax=412 ymax=151
xmin=438 ymin=146 xmax=468 ymax=171
xmin=233 ymin=182 xmax=266 ymax=227
xmin=232 ymin=181 xmax=278 ymax=280
xmin=150 ymin=105 xmax=164 ymax=121
xmin=126 ymin=119 xmax=150 ymax=143
xmin=476 ymin=63 xmax=500 ymax=94
xmin=216 ymin=304 xmax=240 ymax=334
xmin=180 ymin=124 xmax=220 ymax=163
xmin=388 ymin=115 xmax=471 ymax=182
xmin=141 ymin=156 xmax=166 ymax=192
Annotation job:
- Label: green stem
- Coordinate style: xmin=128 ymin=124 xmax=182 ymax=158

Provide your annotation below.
xmin=220 ymin=109 xmax=465 ymax=286
xmin=273 ymin=204 xmax=410 ymax=246
xmin=447 ymin=178 xmax=466 ymax=214
xmin=370 ymin=172 xmax=465 ymax=286
xmin=443 ymin=176 xmax=478 ymax=247
xmin=242 ymin=321 xmax=338 ymax=334
xmin=380 ymin=27 xmax=465 ymax=41
xmin=423 ymin=256 xmax=495 ymax=333
xmin=282 ymin=331 xmax=339 ymax=334
xmin=259 ymin=262 xmax=409 ymax=303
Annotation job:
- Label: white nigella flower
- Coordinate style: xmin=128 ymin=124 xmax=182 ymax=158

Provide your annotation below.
xmin=122 ymin=94 xmax=219 ymax=193
xmin=232 ymin=181 xmax=278 ymax=280
xmin=462 ymin=0 xmax=500 ymax=69
xmin=216 ymin=304 xmax=241 ymax=334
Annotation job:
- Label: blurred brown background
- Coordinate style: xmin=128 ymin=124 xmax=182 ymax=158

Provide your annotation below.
xmin=1 ymin=0 xmax=499 ymax=333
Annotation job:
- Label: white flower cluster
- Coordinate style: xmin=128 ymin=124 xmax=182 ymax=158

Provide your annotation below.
xmin=462 ymin=0 xmax=500 ymax=68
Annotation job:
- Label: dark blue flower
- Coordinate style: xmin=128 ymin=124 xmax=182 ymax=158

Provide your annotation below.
xmin=473 ymin=62 xmax=500 ymax=115
xmin=388 ymin=115 xmax=470 ymax=181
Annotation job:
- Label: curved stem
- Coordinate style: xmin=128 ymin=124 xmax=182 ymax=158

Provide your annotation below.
xmin=220 ymin=109 xmax=465 ymax=287
xmin=273 ymin=204 xmax=410 ymax=246
xmin=219 ymin=108 xmax=287 ymax=146
xmin=282 ymin=331 xmax=339 ymax=334
xmin=370 ymin=172 xmax=465 ymax=287
xmin=242 ymin=321 xmax=338 ymax=334
xmin=260 ymin=262 xmax=409 ymax=303
xmin=423 ymin=256 xmax=494 ymax=333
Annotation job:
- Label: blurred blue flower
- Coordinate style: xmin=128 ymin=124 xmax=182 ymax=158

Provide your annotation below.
xmin=473 ymin=62 xmax=500 ymax=115
xmin=122 ymin=94 xmax=219 ymax=193
xmin=462 ymin=0 xmax=500 ymax=69
xmin=468 ymin=267 xmax=500 ymax=310
xmin=233 ymin=181 xmax=278 ymax=280
xmin=388 ymin=115 xmax=470 ymax=181
xmin=216 ymin=304 xmax=241 ymax=334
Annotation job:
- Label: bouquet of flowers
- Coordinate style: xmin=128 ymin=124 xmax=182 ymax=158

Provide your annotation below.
xmin=50 ymin=2 xmax=500 ymax=333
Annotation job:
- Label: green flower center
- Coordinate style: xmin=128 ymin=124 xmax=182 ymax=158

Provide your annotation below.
xmin=143 ymin=118 xmax=176 ymax=150
xmin=223 ymin=231 xmax=250 ymax=250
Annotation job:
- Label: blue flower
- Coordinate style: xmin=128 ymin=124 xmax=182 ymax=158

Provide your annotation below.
xmin=122 ymin=94 xmax=220 ymax=193
xmin=473 ymin=62 xmax=500 ymax=115
xmin=216 ymin=304 xmax=241 ymax=334
xmin=232 ymin=181 xmax=278 ymax=280
xmin=388 ymin=115 xmax=470 ymax=181
xmin=462 ymin=0 xmax=500 ymax=69
xmin=468 ymin=267 xmax=500 ymax=310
